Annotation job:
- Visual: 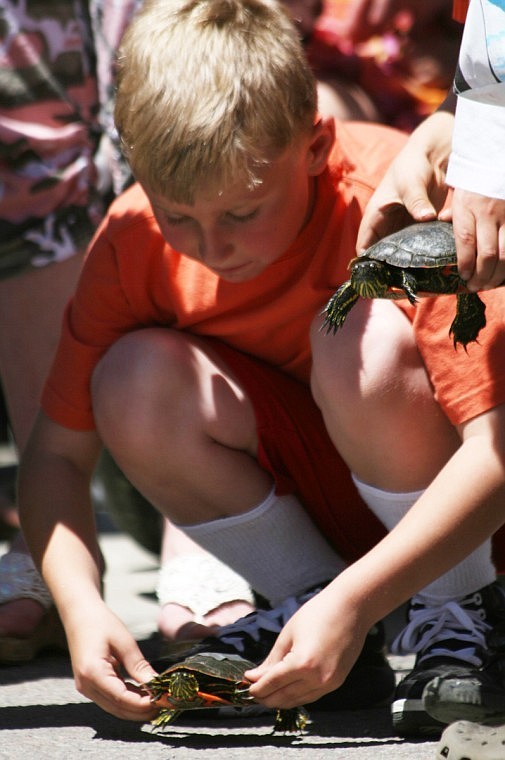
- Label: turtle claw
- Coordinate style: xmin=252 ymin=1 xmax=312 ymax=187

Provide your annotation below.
xmin=234 ymin=684 xmax=256 ymax=702
xmin=322 ymin=283 xmax=359 ymax=333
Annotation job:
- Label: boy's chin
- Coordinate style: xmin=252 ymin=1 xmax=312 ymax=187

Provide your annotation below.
xmin=209 ymin=262 xmax=262 ymax=282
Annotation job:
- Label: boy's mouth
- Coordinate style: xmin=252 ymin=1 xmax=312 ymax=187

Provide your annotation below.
xmin=211 ymin=262 xmax=252 ymax=278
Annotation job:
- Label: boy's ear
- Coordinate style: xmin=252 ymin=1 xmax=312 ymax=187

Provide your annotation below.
xmin=306 ymin=117 xmax=335 ymax=176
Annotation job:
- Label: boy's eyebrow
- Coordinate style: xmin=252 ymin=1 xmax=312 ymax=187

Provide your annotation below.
xmin=150 ymin=194 xmax=265 ymax=214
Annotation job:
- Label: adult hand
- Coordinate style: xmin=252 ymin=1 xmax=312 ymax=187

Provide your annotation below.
xmin=356 ymin=138 xmax=449 ymax=254
xmin=66 ymin=601 xmax=159 ymax=721
xmin=440 ymin=189 xmax=505 ymax=291
xmin=356 ymin=107 xmax=454 ymax=253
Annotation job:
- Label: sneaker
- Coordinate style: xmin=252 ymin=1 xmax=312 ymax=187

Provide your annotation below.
xmin=424 ymin=619 xmax=505 ymax=726
xmin=435 ymin=720 xmax=505 ymax=760
xmin=391 ymin=582 xmax=505 ymax=737
xmin=154 ymin=584 xmax=395 ymax=711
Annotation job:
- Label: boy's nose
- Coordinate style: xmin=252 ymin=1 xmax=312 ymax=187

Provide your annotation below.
xmin=198 ymin=229 xmax=233 ymax=265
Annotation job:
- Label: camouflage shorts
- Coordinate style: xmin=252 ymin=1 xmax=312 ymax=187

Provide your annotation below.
xmin=0 ymin=0 xmax=140 ymax=279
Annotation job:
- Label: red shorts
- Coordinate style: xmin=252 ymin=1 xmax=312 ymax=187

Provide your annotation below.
xmin=209 ymin=340 xmax=387 ymax=564
xmin=210 ymin=340 xmax=505 ymax=573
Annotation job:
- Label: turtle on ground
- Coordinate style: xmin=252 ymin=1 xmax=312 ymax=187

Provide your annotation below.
xmin=323 ymin=221 xmax=504 ymax=349
xmin=143 ymin=651 xmax=309 ymax=733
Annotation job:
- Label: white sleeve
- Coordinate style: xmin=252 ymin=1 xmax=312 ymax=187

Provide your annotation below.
xmin=446 ymin=0 xmax=505 ymax=198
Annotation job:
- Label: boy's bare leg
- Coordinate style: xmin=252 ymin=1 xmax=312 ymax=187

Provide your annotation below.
xmin=92 ymin=328 xmax=273 ymax=526
xmin=311 ymin=298 xmax=461 ymax=491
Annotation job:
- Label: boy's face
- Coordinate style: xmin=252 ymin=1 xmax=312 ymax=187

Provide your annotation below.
xmin=143 ymin=124 xmax=332 ymax=283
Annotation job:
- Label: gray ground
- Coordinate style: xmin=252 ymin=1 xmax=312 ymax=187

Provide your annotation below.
xmin=0 ymin=526 xmax=442 ymax=760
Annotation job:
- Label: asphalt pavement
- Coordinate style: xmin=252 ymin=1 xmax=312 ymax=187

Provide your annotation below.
xmin=0 ymin=523 xmax=446 ymax=760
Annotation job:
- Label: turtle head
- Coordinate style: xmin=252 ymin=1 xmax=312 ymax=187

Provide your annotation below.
xmin=169 ymin=670 xmax=199 ymax=701
xmin=351 ymin=259 xmax=389 ymax=299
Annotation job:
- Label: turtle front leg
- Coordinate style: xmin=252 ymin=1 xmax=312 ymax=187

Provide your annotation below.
xmin=399 ymin=270 xmax=418 ymax=305
xmin=323 ymin=282 xmax=359 ymax=333
xmin=450 ymin=292 xmax=487 ymax=349
xmin=151 ymin=707 xmax=184 ymax=728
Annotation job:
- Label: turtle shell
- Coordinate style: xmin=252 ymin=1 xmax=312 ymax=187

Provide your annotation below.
xmin=361 ymin=220 xmax=456 ymax=269
xmin=154 ymin=651 xmax=255 ymax=682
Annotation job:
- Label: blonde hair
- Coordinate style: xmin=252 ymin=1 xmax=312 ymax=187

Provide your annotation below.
xmin=115 ymin=0 xmax=317 ymax=202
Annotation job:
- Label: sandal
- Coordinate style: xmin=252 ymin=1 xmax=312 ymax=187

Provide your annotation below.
xmin=0 ymin=551 xmax=67 ymax=664
xmin=157 ymin=553 xmax=255 ymax=624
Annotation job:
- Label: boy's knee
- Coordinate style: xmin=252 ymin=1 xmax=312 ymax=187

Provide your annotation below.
xmin=92 ymin=328 xmax=194 ymax=435
xmin=311 ymin=299 xmax=424 ymax=412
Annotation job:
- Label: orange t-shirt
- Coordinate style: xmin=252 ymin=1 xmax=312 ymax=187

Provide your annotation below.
xmin=453 ymin=0 xmax=470 ymax=23
xmin=402 ymin=290 xmax=505 ymax=426
xmin=41 ymin=118 xmax=505 ymax=432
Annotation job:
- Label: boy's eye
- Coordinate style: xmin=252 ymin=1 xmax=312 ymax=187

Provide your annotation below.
xmin=164 ymin=214 xmax=188 ymax=226
xmin=226 ymin=209 xmax=258 ymax=223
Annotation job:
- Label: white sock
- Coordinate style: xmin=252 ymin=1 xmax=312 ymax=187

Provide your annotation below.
xmin=178 ymin=486 xmax=346 ymax=605
xmin=352 ymin=475 xmax=496 ymax=603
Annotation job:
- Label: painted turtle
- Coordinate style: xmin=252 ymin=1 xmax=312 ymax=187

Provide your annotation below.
xmin=323 ymin=221 xmax=504 ymax=349
xmin=143 ymin=651 xmax=309 ymax=732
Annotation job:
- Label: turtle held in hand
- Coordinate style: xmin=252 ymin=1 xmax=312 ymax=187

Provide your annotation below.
xmin=323 ymin=221 xmax=504 ymax=349
xmin=143 ymin=651 xmax=309 ymax=732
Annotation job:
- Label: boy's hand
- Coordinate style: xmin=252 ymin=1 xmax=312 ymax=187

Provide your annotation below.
xmin=243 ymin=589 xmax=367 ymax=708
xmin=440 ymin=189 xmax=505 ymax=291
xmin=66 ymin=603 xmax=159 ymax=722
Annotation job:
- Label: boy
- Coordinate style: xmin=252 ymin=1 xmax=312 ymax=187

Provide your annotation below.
xmin=18 ymin=0 xmax=505 ymax=736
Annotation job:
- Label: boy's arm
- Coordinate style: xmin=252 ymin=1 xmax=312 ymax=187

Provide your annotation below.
xmin=245 ymin=401 xmax=505 ymax=708
xmin=19 ymin=411 xmax=158 ymax=720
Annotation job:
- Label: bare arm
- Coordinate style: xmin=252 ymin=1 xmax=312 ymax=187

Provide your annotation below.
xmin=245 ymin=403 xmax=505 ymax=708
xmin=19 ymin=411 xmax=158 ymax=720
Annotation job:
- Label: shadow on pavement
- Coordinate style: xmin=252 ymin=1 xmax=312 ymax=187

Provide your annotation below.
xmin=2 ymin=699 xmax=413 ymax=751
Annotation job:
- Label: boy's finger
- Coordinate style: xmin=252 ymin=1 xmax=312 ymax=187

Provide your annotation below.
xmin=82 ymin=668 xmax=159 ymax=721
xmin=124 ymin=654 xmax=159 ymax=686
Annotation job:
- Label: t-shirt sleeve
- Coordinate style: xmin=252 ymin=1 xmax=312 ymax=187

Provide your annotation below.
xmin=447 ymin=0 xmax=505 ymax=198
xmin=41 ymin=230 xmax=145 ymax=430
